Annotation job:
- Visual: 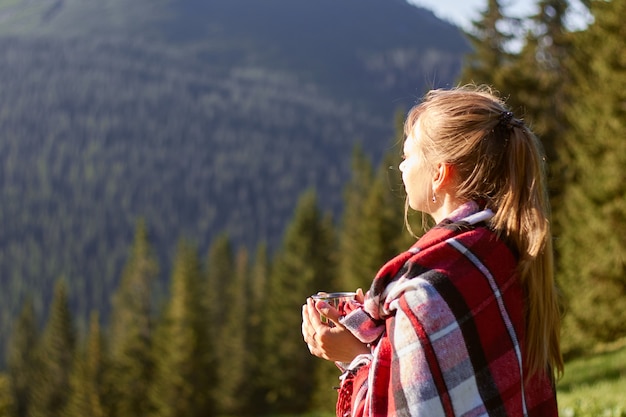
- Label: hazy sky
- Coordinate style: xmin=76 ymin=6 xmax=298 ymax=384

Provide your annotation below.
xmin=407 ymin=0 xmax=590 ymax=31
xmin=407 ymin=0 xmax=537 ymax=29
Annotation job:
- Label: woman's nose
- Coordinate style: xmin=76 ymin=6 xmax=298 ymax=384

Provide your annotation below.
xmin=398 ymin=160 xmax=405 ymax=172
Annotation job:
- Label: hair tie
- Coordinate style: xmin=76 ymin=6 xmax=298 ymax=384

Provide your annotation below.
xmin=498 ymin=110 xmax=525 ymax=130
xmin=499 ymin=111 xmax=514 ymax=126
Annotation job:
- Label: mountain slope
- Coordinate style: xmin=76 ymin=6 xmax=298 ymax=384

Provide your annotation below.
xmin=0 ymin=0 xmax=469 ymax=344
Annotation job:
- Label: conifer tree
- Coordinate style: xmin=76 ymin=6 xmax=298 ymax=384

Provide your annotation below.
xmin=337 ymin=113 xmax=413 ymax=293
xmin=261 ymin=190 xmax=337 ymax=413
xmin=108 ymin=219 xmax=157 ymax=417
xmin=203 ymin=233 xmax=234 ymax=408
xmin=373 ymin=111 xmax=419 ymax=254
xmin=460 ymin=0 xmax=516 ymax=86
xmin=245 ymin=242 xmax=270 ymax=412
xmin=496 ymin=0 xmax=574 ymax=210
xmin=557 ymin=0 xmax=626 ymax=352
xmin=6 ymin=298 xmax=38 ymax=417
xmin=150 ymin=240 xmax=214 ymax=417
xmin=29 ymin=280 xmax=75 ymax=417
xmin=358 ymin=162 xmax=407 ymax=276
xmin=249 ymin=243 xmax=269 ymax=329
xmin=205 ymin=234 xmax=234 ymax=337
xmin=0 ymin=374 xmax=14 ymax=417
xmin=336 ymin=145 xmax=376 ymax=291
xmin=64 ymin=312 xmax=107 ymax=417
xmin=214 ymin=247 xmax=250 ymax=415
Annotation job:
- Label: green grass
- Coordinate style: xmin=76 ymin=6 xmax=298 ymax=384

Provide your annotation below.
xmin=557 ymin=338 xmax=626 ymax=417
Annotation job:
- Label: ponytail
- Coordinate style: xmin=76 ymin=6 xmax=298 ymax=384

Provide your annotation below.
xmin=493 ymin=124 xmax=563 ymax=379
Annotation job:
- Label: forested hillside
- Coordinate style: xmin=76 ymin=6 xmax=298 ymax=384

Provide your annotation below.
xmin=0 ymin=0 xmax=468 ymax=353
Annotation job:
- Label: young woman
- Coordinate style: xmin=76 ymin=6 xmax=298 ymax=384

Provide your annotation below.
xmin=302 ymin=85 xmax=563 ymax=417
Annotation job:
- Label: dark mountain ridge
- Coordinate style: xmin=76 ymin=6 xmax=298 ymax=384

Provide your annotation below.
xmin=0 ymin=0 xmax=469 ymax=345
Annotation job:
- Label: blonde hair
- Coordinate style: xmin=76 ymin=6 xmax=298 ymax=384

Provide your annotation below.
xmin=404 ymin=85 xmax=563 ymax=378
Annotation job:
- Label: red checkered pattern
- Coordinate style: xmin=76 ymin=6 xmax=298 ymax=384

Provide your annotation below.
xmin=337 ymin=202 xmax=558 ymax=417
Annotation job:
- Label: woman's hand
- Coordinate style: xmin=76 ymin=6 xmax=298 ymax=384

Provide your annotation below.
xmin=301 ymin=290 xmax=370 ymax=363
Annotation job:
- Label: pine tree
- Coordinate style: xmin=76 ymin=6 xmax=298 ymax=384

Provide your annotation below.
xmin=336 ymin=145 xmax=376 ymax=291
xmin=460 ymin=0 xmax=516 ymax=86
xmin=29 ymin=280 xmax=75 ymax=417
xmin=359 ymin=161 xmax=407 ymax=276
xmin=249 ymin=243 xmax=269 ymax=331
xmin=369 ymin=111 xmax=419 ymax=256
xmin=108 ymin=220 xmax=158 ymax=417
xmin=0 ymin=374 xmax=14 ymax=417
xmin=214 ymin=247 xmax=250 ymax=415
xmin=205 ymin=234 xmax=234 ymax=336
xmin=150 ymin=240 xmax=214 ymax=417
xmin=557 ymin=0 xmax=626 ymax=352
xmin=338 ymin=113 xmax=416 ymax=295
xmin=203 ymin=233 xmax=234 ymax=409
xmin=497 ymin=0 xmax=574 ymax=211
xmin=6 ymin=298 xmax=38 ymax=417
xmin=245 ymin=242 xmax=270 ymax=413
xmin=64 ymin=312 xmax=107 ymax=417
xmin=261 ymin=190 xmax=337 ymax=413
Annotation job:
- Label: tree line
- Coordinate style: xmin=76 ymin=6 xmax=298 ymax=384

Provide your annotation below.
xmin=0 ymin=134 xmax=413 ymax=416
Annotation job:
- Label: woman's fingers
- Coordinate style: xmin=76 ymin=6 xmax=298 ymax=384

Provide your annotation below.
xmin=302 ymin=299 xmax=330 ymax=358
xmin=314 ymin=300 xmax=343 ymax=328
xmin=301 ymin=302 xmax=316 ymax=343
xmin=302 ymin=297 xmax=370 ymax=362
xmin=356 ymin=288 xmax=365 ymax=304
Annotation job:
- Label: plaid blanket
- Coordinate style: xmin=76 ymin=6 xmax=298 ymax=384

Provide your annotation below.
xmin=337 ymin=202 xmax=558 ymax=417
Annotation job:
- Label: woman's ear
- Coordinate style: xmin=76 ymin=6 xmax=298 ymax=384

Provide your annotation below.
xmin=432 ymin=163 xmax=454 ymax=193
